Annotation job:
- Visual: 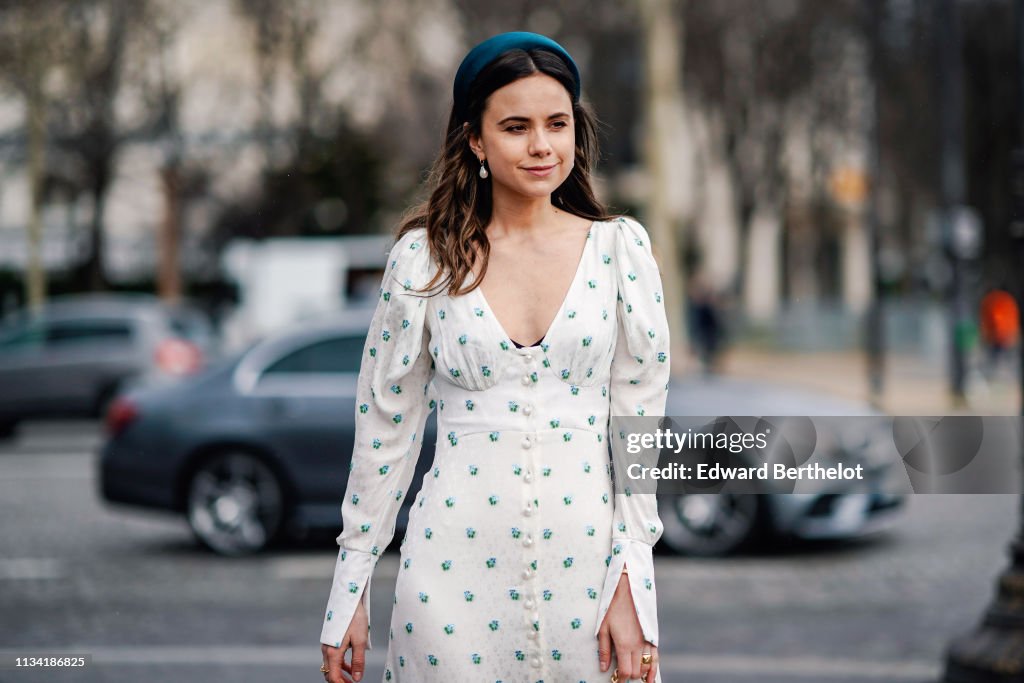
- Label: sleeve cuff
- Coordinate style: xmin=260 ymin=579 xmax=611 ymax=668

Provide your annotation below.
xmin=592 ymin=538 xmax=659 ymax=647
xmin=320 ymin=547 xmax=376 ymax=649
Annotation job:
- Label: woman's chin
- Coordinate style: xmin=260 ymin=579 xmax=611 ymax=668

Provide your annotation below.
xmin=503 ymin=176 xmax=571 ymax=199
xmin=494 ymin=183 xmax=560 ymax=201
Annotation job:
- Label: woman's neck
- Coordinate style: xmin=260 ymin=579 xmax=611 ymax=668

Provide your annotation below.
xmin=483 ymin=191 xmax=557 ymax=239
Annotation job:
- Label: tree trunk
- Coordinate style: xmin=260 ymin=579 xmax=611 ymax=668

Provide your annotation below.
xmin=639 ymin=0 xmax=689 ymax=375
xmin=82 ymin=162 xmax=110 ymax=292
xmin=694 ymin=106 xmax=741 ymax=294
xmin=25 ymin=82 xmax=47 ymax=314
xmin=158 ymin=164 xmax=183 ymax=304
xmin=841 ymin=208 xmax=872 ymax=314
xmin=743 ymin=200 xmax=783 ymax=323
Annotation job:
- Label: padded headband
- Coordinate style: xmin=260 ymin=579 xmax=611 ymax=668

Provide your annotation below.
xmin=453 ymin=31 xmax=581 ymax=122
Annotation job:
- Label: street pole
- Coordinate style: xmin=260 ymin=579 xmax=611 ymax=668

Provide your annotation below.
xmin=940 ymin=0 xmax=1024 ymax=679
xmin=935 ymin=0 xmax=970 ymax=407
xmin=864 ymin=0 xmax=885 ymax=406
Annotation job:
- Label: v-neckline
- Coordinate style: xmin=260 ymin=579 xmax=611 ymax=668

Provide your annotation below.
xmin=471 ymin=221 xmax=596 ymax=351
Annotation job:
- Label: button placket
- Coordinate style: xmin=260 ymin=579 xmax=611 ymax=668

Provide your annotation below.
xmin=521 ymin=351 xmax=536 ymax=417
xmin=518 ymin=404 xmax=543 ymax=663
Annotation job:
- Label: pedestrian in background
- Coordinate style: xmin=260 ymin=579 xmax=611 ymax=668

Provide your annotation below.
xmin=978 ymin=286 xmax=1019 ymax=380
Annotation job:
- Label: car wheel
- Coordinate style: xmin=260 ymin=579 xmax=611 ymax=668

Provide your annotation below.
xmin=0 ymin=419 xmax=16 ymax=441
xmin=658 ymin=493 xmax=766 ymax=557
xmin=186 ymin=451 xmax=285 ymax=556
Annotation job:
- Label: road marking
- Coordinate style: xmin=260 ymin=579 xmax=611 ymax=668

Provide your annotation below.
xmin=0 ymin=646 xmax=387 ymax=666
xmin=657 ymin=652 xmax=939 ymax=679
xmin=0 ymin=558 xmax=64 ymax=579
xmin=0 ymin=647 xmax=940 ymax=678
xmin=0 ymin=453 xmax=93 ymax=479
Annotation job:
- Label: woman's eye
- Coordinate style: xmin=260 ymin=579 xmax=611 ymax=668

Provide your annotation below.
xmin=506 ymin=121 xmax=569 ymax=133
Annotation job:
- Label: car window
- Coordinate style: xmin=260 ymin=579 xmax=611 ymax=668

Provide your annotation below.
xmin=166 ymin=308 xmax=214 ymax=343
xmin=0 ymin=323 xmax=44 ymax=350
xmin=263 ymin=336 xmax=365 ymax=375
xmin=44 ymin=319 xmax=134 ymax=348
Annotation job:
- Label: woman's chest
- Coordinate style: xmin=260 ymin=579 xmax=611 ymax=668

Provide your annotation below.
xmin=426 ymin=227 xmax=620 ymax=392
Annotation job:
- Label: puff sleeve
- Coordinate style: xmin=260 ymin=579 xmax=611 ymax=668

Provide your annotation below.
xmin=320 ymin=228 xmax=436 ymax=649
xmin=593 ymin=216 xmax=670 ymax=647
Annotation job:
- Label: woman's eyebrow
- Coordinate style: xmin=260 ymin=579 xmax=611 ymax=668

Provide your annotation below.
xmin=496 ymin=112 xmax=570 ymax=125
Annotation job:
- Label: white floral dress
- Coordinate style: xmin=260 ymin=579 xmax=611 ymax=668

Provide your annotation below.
xmin=320 ymin=216 xmax=670 ymax=682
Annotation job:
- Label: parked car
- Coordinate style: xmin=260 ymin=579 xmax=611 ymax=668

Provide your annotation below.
xmin=98 ymin=308 xmax=433 ymax=556
xmin=99 ymin=313 xmax=904 ymax=557
xmin=657 ymin=376 xmax=905 ymax=556
xmin=0 ymin=293 xmax=219 ymax=438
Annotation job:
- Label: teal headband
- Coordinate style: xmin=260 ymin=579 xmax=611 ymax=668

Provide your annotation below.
xmin=453 ymin=31 xmax=581 ymax=122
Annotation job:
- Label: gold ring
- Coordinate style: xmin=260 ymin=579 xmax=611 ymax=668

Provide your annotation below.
xmin=641 ymin=651 xmax=653 ymax=665
xmin=610 ymin=667 xmax=620 ymax=683
xmin=320 ymin=662 xmax=330 ymax=673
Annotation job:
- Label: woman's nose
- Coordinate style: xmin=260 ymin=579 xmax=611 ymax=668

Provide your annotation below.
xmin=528 ymin=129 xmax=553 ymax=155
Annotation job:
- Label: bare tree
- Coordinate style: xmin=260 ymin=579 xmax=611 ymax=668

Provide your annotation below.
xmin=55 ymin=0 xmax=153 ymax=291
xmin=681 ymin=0 xmax=865 ymax=321
xmin=0 ymin=0 xmax=76 ymax=312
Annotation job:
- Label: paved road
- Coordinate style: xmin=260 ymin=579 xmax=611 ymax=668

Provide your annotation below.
xmin=0 ymin=421 xmax=1018 ymax=682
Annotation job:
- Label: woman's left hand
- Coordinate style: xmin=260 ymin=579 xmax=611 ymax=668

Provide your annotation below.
xmin=596 ymin=573 xmax=659 ymax=682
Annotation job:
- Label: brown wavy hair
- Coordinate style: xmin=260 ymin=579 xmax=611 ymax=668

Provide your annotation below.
xmin=394 ymin=46 xmax=622 ymax=298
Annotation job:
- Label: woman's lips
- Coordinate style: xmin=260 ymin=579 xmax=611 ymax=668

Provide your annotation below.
xmin=523 ymin=164 xmax=556 ymax=177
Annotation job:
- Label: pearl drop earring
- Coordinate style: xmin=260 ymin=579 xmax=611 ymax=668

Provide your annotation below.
xmin=479 ymin=158 xmax=489 ymax=179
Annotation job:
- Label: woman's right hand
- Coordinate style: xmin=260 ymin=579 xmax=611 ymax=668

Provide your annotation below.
xmin=321 ymin=600 xmax=370 ymax=682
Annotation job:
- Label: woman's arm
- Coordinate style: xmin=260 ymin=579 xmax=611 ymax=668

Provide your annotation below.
xmin=320 ymin=229 xmax=437 ymax=652
xmin=595 ymin=216 xmax=670 ymax=674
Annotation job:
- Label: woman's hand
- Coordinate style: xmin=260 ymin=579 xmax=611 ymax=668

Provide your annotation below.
xmin=597 ymin=573 xmax=659 ymax=682
xmin=320 ymin=600 xmax=370 ymax=682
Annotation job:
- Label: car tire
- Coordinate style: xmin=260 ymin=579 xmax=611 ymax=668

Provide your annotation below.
xmin=657 ymin=493 xmax=768 ymax=557
xmin=186 ymin=451 xmax=286 ymax=556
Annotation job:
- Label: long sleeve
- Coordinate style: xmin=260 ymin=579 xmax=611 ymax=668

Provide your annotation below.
xmin=320 ymin=228 xmax=436 ymax=649
xmin=593 ymin=216 xmax=670 ymax=647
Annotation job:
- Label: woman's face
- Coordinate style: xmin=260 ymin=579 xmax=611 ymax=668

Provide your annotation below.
xmin=467 ymin=72 xmax=576 ymax=202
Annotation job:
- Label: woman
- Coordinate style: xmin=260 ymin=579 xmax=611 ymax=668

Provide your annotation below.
xmin=319 ymin=31 xmax=669 ymax=683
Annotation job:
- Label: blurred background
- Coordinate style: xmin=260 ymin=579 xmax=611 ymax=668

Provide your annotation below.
xmin=1 ymin=0 xmax=1022 ymax=414
xmin=0 ymin=1 xmax=1023 ymax=682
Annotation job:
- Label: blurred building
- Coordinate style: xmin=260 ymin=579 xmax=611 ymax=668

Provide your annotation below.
xmin=218 ymin=233 xmax=390 ymax=350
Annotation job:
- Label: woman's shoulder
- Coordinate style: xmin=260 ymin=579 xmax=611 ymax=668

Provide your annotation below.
xmin=605 ymin=214 xmax=651 ymax=246
xmin=592 ymin=214 xmax=654 ymax=261
xmin=386 ymin=227 xmax=436 ymax=293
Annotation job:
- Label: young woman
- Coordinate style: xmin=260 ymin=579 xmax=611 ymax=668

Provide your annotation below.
xmin=319 ymin=31 xmax=669 ymax=683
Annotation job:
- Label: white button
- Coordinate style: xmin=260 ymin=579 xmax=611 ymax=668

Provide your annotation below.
xmin=523 ymin=404 xmax=533 ymax=415
xmin=525 ymin=599 xmax=535 ymax=610
xmin=528 ymin=631 xmax=538 ymax=640
xmin=524 ymin=472 xmax=533 ymax=483
xmin=530 ymin=656 xmax=542 ymax=668
xmin=522 ymin=568 xmax=534 ymax=580
xmin=523 ymin=535 xmax=533 ymax=547
xmin=524 ymin=353 xmax=533 ymax=361
xmin=521 ymin=437 xmax=532 ymax=450
xmin=523 ymin=504 xmax=533 ymax=516
xmin=521 ymin=374 xmax=531 ymax=385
